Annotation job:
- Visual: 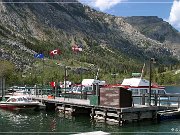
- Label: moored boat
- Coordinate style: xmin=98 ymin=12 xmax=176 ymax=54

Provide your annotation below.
xmin=107 ymin=77 xmax=167 ymax=105
xmin=120 ymin=77 xmax=166 ymax=95
xmin=157 ymin=108 xmax=180 ymax=121
xmin=0 ymin=96 xmax=40 ymax=111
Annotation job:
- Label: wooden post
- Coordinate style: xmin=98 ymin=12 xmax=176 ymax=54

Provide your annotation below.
xmin=91 ymin=108 xmax=95 ymax=120
xmin=142 ymin=94 xmax=145 ymax=105
xmin=152 ymin=111 xmax=157 ymax=120
xmin=178 ymin=96 xmax=180 ymax=108
xmin=70 ymin=106 xmax=75 ymax=116
xmin=96 ymin=83 xmax=100 ymax=105
xmin=34 ymin=85 xmax=36 ymax=97
xmin=154 ymin=94 xmax=157 ymax=106
xmin=63 ymin=105 xmax=66 ymax=115
xmin=104 ymin=109 xmax=107 ymax=123
xmin=118 ymin=111 xmax=123 ymax=126
xmin=83 ymin=91 xmax=87 ymax=99
xmin=168 ymin=96 xmax=170 ymax=107
xmin=132 ymin=97 xmax=134 ymax=107
xmin=37 ymin=88 xmax=39 ymax=97
xmin=158 ymin=95 xmax=161 ymax=106
xmin=92 ymin=84 xmax=96 ymax=95
xmin=41 ymin=88 xmax=43 ymax=98
xmin=137 ymin=112 xmax=141 ymax=121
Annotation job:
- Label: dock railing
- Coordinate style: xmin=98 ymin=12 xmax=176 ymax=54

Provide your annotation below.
xmin=132 ymin=93 xmax=180 ymax=108
xmin=3 ymin=85 xmax=180 ymax=109
xmin=34 ymin=87 xmax=180 ymax=108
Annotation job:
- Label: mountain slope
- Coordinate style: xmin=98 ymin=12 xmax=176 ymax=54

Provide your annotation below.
xmin=124 ymin=16 xmax=180 ymax=44
xmin=0 ymin=0 xmax=179 ymax=75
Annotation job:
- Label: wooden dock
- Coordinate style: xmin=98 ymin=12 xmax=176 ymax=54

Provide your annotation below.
xmin=2 ymin=86 xmax=180 ymax=126
xmin=32 ymin=95 xmax=176 ymax=126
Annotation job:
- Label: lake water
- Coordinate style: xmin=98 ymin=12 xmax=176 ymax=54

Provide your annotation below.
xmin=0 ymin=86 xmax=180 ymax=135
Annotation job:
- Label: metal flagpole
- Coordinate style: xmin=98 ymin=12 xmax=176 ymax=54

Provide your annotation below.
xmin=140 ymin=63 xmax=146 ymax=79
xmin=149 ymin=58 xmax=156 ymax=106
xmin=79 ymin=45 xmax=83 ymax=99
xmin=64 ymin=65 xmax=67 ymax=95
xmin=42 ymin=56 xmax=44 ymax=98
xmin=80 ymin=53 xmax=82 ymax=99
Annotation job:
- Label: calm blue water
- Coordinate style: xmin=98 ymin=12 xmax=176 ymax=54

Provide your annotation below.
xmin=0 ymin=86 xmax=180 ymax=135
xmin=166 ymin=86 xmax=180 ymax=94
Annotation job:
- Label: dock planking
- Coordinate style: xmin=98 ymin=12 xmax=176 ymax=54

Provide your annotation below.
xmin=32 ymin=95 xmax=175 ymax=125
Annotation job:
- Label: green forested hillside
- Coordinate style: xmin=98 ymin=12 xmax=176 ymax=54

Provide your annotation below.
xmin=0 ymin=1 xmax=180 ymax=86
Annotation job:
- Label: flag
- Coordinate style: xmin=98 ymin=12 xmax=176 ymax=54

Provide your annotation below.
xmin=50 ymin=49 xmax=61 ymax=56
xmin=72 ymin=44 xmax=83 ymax=52
xmin=50 ymin=81 xmax=56 ymax=88
xmin=34 ymin=53 xmax=44 ymax=59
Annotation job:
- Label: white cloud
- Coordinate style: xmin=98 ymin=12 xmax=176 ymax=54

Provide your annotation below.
xmin=168 ymin=0 xmax=180 ymax=31
xmin=80 ymin=0 xmax=126 ymax=11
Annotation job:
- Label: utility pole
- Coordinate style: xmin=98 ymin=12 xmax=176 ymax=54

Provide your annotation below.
xmin=64 ymin=66 xmax=67 ymax=95
xmin=149 ymin=58 xmax=156 ymax=106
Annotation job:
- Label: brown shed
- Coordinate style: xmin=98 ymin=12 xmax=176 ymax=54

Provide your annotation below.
xmin=100 ymin=87 xmax=132 ymax=108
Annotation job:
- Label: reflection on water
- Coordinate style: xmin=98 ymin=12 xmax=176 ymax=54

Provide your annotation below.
xmin=1 ymin=108 xmax=180 ymax=134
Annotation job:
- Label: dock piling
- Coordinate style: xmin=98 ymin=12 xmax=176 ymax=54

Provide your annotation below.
xmin=142 ymin=94 xmax=145 ymax=105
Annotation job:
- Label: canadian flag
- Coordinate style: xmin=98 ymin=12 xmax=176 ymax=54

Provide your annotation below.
xmin=50 ymin=81 xmax=56 ymax=87
xmin=50 ymin=49 xmax=61 ymax=56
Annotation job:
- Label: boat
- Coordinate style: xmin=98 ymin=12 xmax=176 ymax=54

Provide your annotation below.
xmin=0 ymin=96 xmax=40 ymax=111
xmin=7 ymin=86 xmax=33 ymax=96
xmin=70 ymin=79 xmax=106 ymax=93
xmin=157 ymin=108 xmax=180 ymax=121
xmin=120 ymin=77 xmax=166 ymax=95
xmin=107 ymin=77 xmax=166 ymax=105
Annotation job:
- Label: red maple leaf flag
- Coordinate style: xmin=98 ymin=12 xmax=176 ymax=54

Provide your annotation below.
xmin=50 ymin=81 xmax=56 ymax=87
xmin=50 ymin=49 xmax=61 ymax=56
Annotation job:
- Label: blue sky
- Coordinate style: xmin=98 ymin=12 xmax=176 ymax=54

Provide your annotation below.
xmin=79 ymin=0 xmax=180 ymax=31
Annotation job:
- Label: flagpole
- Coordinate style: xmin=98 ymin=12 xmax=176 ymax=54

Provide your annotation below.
xmin=64 ymin=65 xmax=67 ymax=96
xmin=71 ymin=44 xmax=83 ymax=98
xmin=42 ymin=56 xmax=45 ymax=98
xmin=140 ymin=63 xmax=145 ymax=79
xmin=80 ymin=52 xmax=83 ymax=99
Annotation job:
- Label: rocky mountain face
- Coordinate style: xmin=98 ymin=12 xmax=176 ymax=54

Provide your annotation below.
xmin=0 ymin=0 xmax=179 ymax=71
xmin=124 ymin=16 xmax=180 ymax=44
xmin=124 ymin=16 xmax=180 ymax=59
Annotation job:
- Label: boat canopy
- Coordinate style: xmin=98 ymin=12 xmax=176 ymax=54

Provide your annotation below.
xmin=82 ymin=79 xmax=106 ymax=86
xmin=121 ymin=78 xmax=150 ymax=87
xmin=121 ymin=78 xmax=165 ymax=89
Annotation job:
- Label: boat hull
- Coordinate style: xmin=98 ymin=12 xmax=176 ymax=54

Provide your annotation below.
xmin=0 ymin=102 xmax=39 ymax=111
xmin=157 ymin=110 xmax=180 ymax=121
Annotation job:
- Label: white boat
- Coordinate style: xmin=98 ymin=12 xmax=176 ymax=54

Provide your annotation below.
xmin=0 ymin=96 xmax=39 ymax=111
xmin=120 ymin=77 xmax=166 ymax=95
xmin=70 ymin=79 xmax=106 ymax=93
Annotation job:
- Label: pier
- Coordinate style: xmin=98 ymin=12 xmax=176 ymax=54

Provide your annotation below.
xmin=25 ymin=86 xmax=179 ymax=126
xmin=32 ymin=95 xmax=176 ymax=125
xmin=1 ymin=86 xmax=180 ymax=126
